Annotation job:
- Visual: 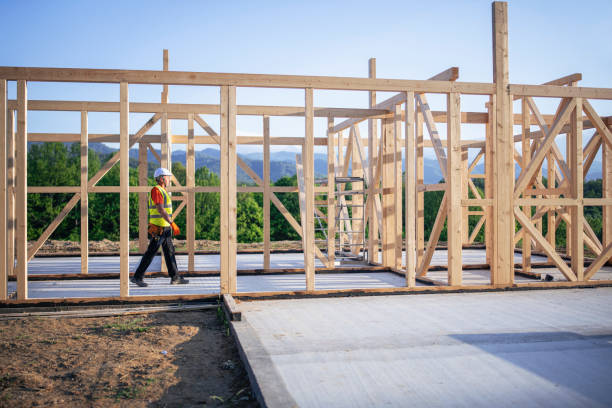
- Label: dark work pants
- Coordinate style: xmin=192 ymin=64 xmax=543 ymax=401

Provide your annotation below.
xmin=133 ymin=227 xmax=179 ymax=280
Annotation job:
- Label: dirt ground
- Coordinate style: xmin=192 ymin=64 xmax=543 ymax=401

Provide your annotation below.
xmin=0 ymin=309 xmax=259 ymax=407
xmin=31 ymin=239 xmax=304 ymax=255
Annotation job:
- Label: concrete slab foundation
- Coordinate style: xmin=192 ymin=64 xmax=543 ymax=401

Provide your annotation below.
xmin=234 ymin=288 xmax=612 ymax=408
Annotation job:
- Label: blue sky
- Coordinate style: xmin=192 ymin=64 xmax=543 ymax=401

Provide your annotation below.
xmin=1 ymin=0 xmax=610 ymax=158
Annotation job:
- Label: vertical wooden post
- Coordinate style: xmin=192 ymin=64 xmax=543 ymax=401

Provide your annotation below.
xmin=570 ymin=98 xmax=584 ymax=280
xmin=119 ymin=82 xmax=129 ymax=297
xmin=368 ymin=58 xmax=379 ymax=264
xmin=0 ymin=80 xmax=6 ymax=299
xmin=485 ymin=96 xmax=494 ymax=267
xmin=405 ymin=92 xmax=416 ymax=287
xmin=416 ymin=103 xmax=424 ymax=268
xmin=492 ymin=1 xmax=513 ymax=285
xmin=521 ymin=98 xmax=531 ymax=273
xmin=228 ymin=87 xmax=237 ymax=293
xmin=220 ymin=86 xmax=229 ymax=293
xmin=337 ymin=130 xmax=344 ymax=249
xmin=326 ymin=117 xmax=336 ymax=267
xmin=394 ymin=104 xmax=403 ymax=269
xmin=16 ymin=80 xmax=27 ymax=299
xmin=447 ymin=92 xmax=463 ymax=286
xmin=604 ymin=121 xmax=612 ymax=265
xmin=351 ymin=127 xmax=363 ymax=256
xmin=382 ymin=119 xmax=395 ymax=267
xmin=138 ymin=142 xmax=148 ymax=251
xmin=547 ymin=153 xmax=556 ymax=255
xmin=80 ymin=111 xmax=88 ymax=275
xmin=461 ymin=148 xmax=469 ymax=245
xmin=263 ymin=115 xmax=271 ymax=270
xmin=187 ymin=114 xmax=195 ymax=273
xmin=7 ymin=110 xmax=15 ymax=277
xmin=220 ymin=86 xmax=237 ymax=294
xmin=160 ymin=50 xmax=170 ymax=275
xmin=304 ymin=88 xmax=315 ymax=290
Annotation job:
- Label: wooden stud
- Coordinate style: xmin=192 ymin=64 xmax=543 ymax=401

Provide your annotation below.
xmin=393 ymin=105 xmax=403 ymax=269
xmin=119 ymin=82 xmax=129 ymax=297
xmin=521 ymin=98 xmax=532 ymax=273
xmin=447 ymin=92 xmax=463 ymax=286
xmin=351 ymin=127 xmax=364 ymax=256
xmin=485 ymin=95 xmax=494 ymax=268
xmin=570 ymin=98 xmax=584 ymax=279
xmin=0 ymin=80 xmax=6 ymax=299
xmin=416 ymin=102 xmax=425 ymax=268
xmin=228 ymin=86 xmax=237 ymax=292
xmin=80 ymin=111 xmax=88 ymax=275
xmin=187 ymin=114 xmax=195 ymax=273
xmin=327 ymin=117 xmax=336 ymax=267
xmin=160 ymin=50 xmax=170 ymax=275
xmin=547 ymin=152 xmax=557 ymax=257
xmin=461 ymin=148 xmax=469 ymax=245
xmin=138 ymin=142 xmax=148 ymax=251
xmin=382 ymin=118 xmax=395 ymax=267
xmin=368 ymin=58 xmax=379 ymax=264
xmin=263 ymin=116 xmax=271 ymax=270
xmin=304 ymin=88 xmax=315 ymax=291
xmin=220 ymin=87 xmax=230 ymax=293
xmin=492 ymin=1 xmax=513 ymax=286
xmin=220 ymin=86 xmax=237 ymax=293
xmin=405 ymin=92 xmax=416 ymax=287
xmin=337 ymin=130 xmax=344 ymax=249
xmin=16 ymin=81 xmax=27 ymax=299
xmin=605 ymin=125 xmax=612 ymax=265
xmin=7 ymin=109 xmax=15 ymax=278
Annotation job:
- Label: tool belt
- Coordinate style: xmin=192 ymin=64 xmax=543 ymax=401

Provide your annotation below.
xmin=148 ymin=223 xmax=165 ymax=237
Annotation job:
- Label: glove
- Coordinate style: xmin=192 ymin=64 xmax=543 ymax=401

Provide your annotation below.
xmin=171 ymin=222 xmax=180 ymax=236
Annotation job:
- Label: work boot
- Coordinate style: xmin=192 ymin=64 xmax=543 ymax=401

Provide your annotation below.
xmin=170 ymin=276 xmax=189 ymax=285
xmin=130 ymin=277 xmax=148 ymax=287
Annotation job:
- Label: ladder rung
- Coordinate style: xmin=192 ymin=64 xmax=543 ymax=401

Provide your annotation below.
xmin=335 ymin=177 xmax=364 ymax=183
xmin=337 ymin=190 xmax=365 ymax=195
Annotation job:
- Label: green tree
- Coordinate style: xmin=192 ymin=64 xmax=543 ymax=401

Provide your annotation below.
xmin=270 ymin=175 xmax=300 ymax=241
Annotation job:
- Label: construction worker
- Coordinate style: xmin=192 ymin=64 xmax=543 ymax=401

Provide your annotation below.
xmin=130 ymin=167 xmax=189 ymax=287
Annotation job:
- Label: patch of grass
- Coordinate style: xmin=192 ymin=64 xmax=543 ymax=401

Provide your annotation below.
xmin=40 ymin=339 xmax=57 ymax=345
xmin=103 ymin=318 xmax=150 ymax=334
xmin=114 ymin=385 xmax=144 ymax=401
xmin=113 ymin=377 xmax=156 ymax=401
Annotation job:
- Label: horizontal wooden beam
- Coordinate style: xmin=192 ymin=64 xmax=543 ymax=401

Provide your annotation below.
xmin=0 ymin=66 xmax=495 ymax=93
xmin=512 ymin=73 xmax=582 ymax=100
xmin=509 ymin=84 xmax=612 ymax=100
xmin=7 ymin=99 xmax=390 ymax=118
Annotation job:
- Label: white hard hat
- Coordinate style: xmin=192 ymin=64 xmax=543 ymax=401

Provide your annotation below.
xmin=154 ymin=168 xmax=172 ymax=178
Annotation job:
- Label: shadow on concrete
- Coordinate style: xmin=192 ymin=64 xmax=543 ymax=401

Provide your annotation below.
xmin=450 ymin=331 xmax=612 ymax=407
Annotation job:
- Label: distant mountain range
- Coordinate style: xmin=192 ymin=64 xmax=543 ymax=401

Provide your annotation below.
xmin=100 ymin=145 xmax=608 ymax=184
xmin=30 ymin=142 xmax=604 ymax=185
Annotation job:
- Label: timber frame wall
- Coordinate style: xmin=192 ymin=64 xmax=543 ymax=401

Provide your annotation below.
xmin=1 ymin=1 xmax=611 ymax=301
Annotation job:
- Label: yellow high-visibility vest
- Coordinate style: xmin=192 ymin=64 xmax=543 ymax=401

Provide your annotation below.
xmin=148 ymin=185 xmax=173 ymax=227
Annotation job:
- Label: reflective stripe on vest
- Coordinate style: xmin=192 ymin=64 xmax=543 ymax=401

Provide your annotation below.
xmin=148 ymin=185 xmax=173 ymax=227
